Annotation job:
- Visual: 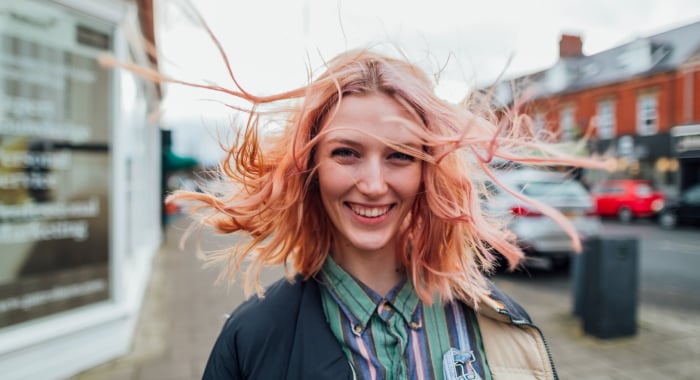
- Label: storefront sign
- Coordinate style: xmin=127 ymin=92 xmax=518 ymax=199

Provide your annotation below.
xmin=671 ymin=124 xmax=700 ymax=159
xmin=675 ymin=135 xmax=700 ymax=153
xmin=0 ymin=1 xmax=112 ymax=328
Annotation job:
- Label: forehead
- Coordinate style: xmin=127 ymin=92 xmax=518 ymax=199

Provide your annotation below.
xmin=320 ymin=93 xmax=420 ymax=142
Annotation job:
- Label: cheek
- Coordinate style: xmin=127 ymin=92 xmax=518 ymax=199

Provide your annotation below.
xmin=395 ymin=165 xmax=423 ymax=198
xmin=317 ymin=163 xmax=349 ymax=200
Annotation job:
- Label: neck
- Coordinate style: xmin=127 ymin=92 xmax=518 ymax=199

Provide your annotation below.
xmin=331 ymin=243 xmax=403 ymax=297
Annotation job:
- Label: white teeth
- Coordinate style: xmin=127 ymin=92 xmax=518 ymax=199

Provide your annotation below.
xmin=351 ymin=205 xmax=390 ymax=218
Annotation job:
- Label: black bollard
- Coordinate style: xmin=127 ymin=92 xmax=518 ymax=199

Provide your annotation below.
xmin=574 ymin=236 xmax=639 ymax=339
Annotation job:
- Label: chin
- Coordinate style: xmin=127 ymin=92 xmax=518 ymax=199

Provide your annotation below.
xmin=347 ymin=236 xmax=392 ymax=253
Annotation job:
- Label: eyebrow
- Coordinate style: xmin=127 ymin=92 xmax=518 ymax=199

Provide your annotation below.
xmin=325 ymin=137 xmax=361 ymax=147
xmin=325 ymin=137 xmax=421 ymax=150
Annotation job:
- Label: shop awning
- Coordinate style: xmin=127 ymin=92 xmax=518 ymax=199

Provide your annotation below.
xmin=163 ymin=148 xmax=198 ymax=171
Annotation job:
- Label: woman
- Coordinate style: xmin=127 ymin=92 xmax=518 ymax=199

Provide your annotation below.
xmin=158 ymin=49 xmax=605 ymax=380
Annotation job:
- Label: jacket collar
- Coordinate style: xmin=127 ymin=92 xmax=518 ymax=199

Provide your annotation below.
xmin=475 ymin=279 xmax=533 ymax=325
xmin=286 ymin=276 xmax=353 ymax=380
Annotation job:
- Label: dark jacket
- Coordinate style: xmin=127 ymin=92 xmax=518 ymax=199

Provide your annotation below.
xmin=202 ymin=276 xmax=557 ymax=380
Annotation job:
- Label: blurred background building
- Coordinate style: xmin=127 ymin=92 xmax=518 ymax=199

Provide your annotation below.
xmin=0 ymin=0 xmax=164 ymax=378
xmin=491 ymin=20 xmax=700 ymax=198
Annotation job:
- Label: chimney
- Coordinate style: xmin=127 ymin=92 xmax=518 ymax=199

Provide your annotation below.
xmin=559 ymin=34 xmax=583 ymax=58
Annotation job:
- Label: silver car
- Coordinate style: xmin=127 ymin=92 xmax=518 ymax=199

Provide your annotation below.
xmin=484 ymin=169 xmax=601 ymax=269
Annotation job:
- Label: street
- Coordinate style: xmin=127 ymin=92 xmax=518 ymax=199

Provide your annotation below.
xmin=497 ymin=220 xmax=700 ymax=312
xmin=67 ymin=217 xmax=700 ymax=380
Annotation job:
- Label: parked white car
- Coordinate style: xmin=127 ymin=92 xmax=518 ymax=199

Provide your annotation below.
xmin=484 ymin=169 xmax=601 ymax=270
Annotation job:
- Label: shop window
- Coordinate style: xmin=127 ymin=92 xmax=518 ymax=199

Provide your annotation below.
xmin=0 ymin=1 xmax=113 ymax=329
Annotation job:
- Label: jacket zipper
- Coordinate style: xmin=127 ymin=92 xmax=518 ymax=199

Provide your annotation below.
xmin=499 ymin=311 xmax=559 ymax=380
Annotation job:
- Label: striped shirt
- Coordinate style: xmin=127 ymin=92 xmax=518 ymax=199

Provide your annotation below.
xmin=318 ymin=257 xmax=491 ymax=380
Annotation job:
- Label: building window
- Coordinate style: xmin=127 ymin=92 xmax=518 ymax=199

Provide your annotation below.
xmin=560 ymin=106 xmax=576 ymax=141
xmin=596 ymin=100 xmax=615 ymax=139
xmin=533 ymin=112 xmax=546 ymax=138
xmin=637 ymin=94 xmax=658 ymax=135
xmin=0 ymin=3 xmax=115 ymax=329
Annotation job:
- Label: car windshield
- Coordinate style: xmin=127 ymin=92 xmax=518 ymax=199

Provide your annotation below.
xmin=519 ymin=181 xmax=589 ymax=198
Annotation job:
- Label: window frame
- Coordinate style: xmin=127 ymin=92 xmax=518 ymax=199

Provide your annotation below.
xmin=636 ymin=93 xmax=658 ymax=136
xmin=596 ymin=99 xmax=616 ymax=139
xmin=560 ymin=105 xmax=576 ymax=141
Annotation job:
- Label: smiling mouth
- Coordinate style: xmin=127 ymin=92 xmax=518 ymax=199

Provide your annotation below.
xmin=348 ymin=203 xmax=392 ymax=218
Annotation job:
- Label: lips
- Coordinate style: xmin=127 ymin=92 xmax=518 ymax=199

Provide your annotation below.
xmin=347 ymin=203 xmax=392 ymax=218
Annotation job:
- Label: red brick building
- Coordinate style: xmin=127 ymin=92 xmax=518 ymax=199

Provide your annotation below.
xmin=493 ymin=21 xmax=700 ymax=196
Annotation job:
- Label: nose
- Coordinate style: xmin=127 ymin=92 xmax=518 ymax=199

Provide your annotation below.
xmin=356 ymin=158 xmax=388 ymax=196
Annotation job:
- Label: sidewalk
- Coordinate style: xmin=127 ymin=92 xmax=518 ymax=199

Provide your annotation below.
xmin=495 ymin=278 xmax=700 ymax=379
xmin=72 ymin=217 xmax=700 ymax=379
xmin=70 ymin=217 xmax=250 ymax=380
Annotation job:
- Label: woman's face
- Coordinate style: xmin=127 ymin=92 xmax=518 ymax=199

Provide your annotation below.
xmin=315 ymin=93 xmax=423 ymax=257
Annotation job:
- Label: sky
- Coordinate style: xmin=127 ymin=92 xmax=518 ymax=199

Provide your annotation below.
xmin=154 ymin=0 xmax=700 ymax=164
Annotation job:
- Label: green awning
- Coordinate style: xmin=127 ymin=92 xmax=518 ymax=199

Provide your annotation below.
xmin=164 ymin=149 xmax=198 ymax=171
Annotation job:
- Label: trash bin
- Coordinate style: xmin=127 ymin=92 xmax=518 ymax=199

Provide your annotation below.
xmin=572 ymin=236 xmax=639 ymax=339
xmin=571 ymin=250 xmax=586 ymax=318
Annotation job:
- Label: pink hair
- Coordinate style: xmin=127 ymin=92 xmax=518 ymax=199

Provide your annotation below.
xmin=102 ymin=34 xmax=611 ymax=306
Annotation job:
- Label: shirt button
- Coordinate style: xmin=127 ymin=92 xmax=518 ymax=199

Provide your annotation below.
xmin=353 ymin=325 xmax=363 ymax=335
xmin=410 ymin=320 xmax=422 ymax=329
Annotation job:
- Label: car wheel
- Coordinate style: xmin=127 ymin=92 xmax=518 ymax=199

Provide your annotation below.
xmin=617 ymin=207 xmax=633 ymax=223
xmin=659 ymin=211 xmax=677 ymax=229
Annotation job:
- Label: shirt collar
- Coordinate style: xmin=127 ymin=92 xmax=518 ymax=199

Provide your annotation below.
xmin=320 ymin=256 xmax=421 ymax=331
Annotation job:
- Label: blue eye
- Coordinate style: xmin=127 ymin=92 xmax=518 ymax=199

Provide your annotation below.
xmin=389 ymin=152 xmax=415 ymax=161
xmin=331 ymin=148 xmax=357 ymax=157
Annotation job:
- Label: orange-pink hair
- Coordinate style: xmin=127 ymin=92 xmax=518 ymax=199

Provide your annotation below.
xmin=102 ymin=40 xmax=611 ymax=305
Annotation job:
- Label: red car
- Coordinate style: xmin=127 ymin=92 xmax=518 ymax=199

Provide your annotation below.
xmin=591 ymin=179 xmax=666 ymax=222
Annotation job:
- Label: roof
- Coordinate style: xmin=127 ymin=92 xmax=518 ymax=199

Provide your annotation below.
xmin=491 ymin=19 xmax=700 ymax=104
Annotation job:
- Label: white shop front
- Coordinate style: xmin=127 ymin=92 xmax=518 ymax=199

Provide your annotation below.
xmin=0 ymin=0 xmax=162 ymax=378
